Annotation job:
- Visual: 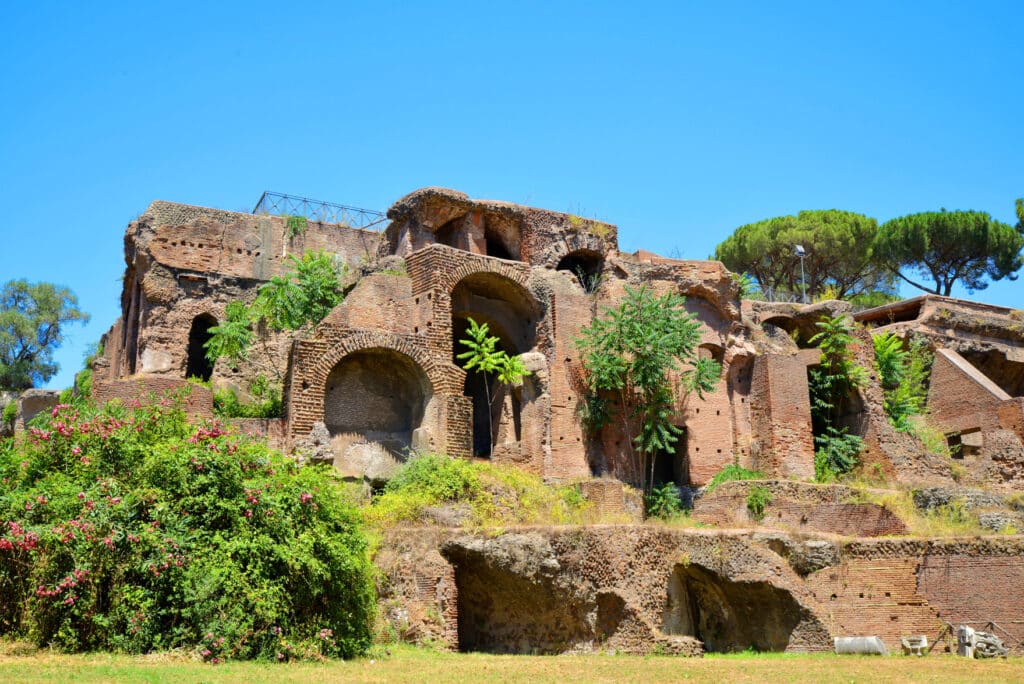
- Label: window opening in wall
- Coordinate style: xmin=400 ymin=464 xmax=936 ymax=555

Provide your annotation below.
xmin=185 ymin=314 xmax=217 ymax=382
xmin=651 ymin=427 xmax=688 ymax=487
xmin=485 ymin=231 xmax=513 ymax=260
xmin=556 ymin=250 xmax=604 ymax=292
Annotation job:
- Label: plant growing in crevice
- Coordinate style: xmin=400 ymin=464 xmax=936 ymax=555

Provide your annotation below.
xmin=284 ymin=214 xmax=308 ymax=239
xmin=456 ymin=318 xmax=531 ymax=455
xmin=746 ymin=485 xmax=772 ymax=521
xmin=808 ymin=315 xmax=866 ymax=481
xmin=573 ymin=265 xmax=603 ymax=294
xmin=575 ymin=285 xmax=720 ymax=495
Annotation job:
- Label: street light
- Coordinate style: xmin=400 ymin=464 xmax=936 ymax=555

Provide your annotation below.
xmin=794 ymin=245 xmax=807 ymax=303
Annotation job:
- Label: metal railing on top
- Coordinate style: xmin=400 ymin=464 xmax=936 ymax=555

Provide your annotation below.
xmin=252 ymin=191 xmax=388 ymax=230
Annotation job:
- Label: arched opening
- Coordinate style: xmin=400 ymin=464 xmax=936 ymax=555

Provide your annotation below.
xmin=556 ymin=250 xmax=604 ymax=292
xmin=324 ymin=349 xmax=430 ymax=457
xmin=484 ymin=219 xmax=520 ymax=261
xmin=436 ymin=217 xmax=463 ymax=250
xmin=662 ymin=563 xmax=806 ymax=652
xmin=761 ymin=316 xmax=817 ymax=349
xmin=185 ymin=314 xmax=217 ymax=381
xmin=451 ymin=273 xmax=538 ymax=457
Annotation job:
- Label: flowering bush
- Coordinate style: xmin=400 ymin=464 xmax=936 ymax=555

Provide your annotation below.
xmin=0 ymin=396 xmax=374 ymax=660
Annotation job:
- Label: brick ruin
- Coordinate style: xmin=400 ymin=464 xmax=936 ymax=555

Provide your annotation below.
xmin=81 ymin=186 xmax=1024 ymax=655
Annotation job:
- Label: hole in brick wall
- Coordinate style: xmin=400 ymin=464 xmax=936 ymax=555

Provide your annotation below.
xmin=556 ymin=250 xmax=604 ymax=290
xmin=185 ymin=314 xmax=217 ymax=382
xmin=662 ymin=562 xmax=809 ymax=652
xmin=885 ymin=592 xmax=891 ymax=598
xmin=414 ymin=327 xmax=419 ymax=333
xmin=716 ymin=410 xmax=720 ymax=416
xmin=301 ymin=380 xmax=309 ymax=391
xmin=427 ymin=293 xmax=432 ymax=300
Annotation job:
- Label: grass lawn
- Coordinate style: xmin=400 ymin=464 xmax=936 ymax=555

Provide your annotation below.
xmin=1 ymin=644 xmax=1022 ymax=683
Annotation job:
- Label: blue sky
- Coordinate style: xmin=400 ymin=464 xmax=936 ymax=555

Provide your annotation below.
xmin=2 ymin=1 xmax=1022 ymax=390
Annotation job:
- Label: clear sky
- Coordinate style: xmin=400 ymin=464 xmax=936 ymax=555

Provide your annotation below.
xmin=2 ymin=1 xmax=1022 ymax=390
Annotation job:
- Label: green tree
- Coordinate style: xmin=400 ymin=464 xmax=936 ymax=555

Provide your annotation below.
xmin=574 ymin=285 xmax=719 ymax=494
xmin=873 ymin=333 xmax=932 ymax=432
xmin=874 ymin=209 xmax=1024 ymax=295
xmin=807 ymin=316 xmax=866 ymax=481
xmin=456 ymin=317 xmax=530 ymax=455
xmin=714 ymin=210 xmax=890 ymax=301
xmin=0 ymin=280 xmax=89 ymax=391
xmin=205 ymin=250 xmax=345 ymax=370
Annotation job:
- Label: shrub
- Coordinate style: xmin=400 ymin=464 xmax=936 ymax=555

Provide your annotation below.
xmin=704 ymin=464 xmax=764 ymax=494
xmin=644 ymin=483 xmax=683 ymax=520
xmin=746 ymin=486 xmax=772 ymax=521
xmin=1 ymin=401 xmax=15 ymax=427
xmin=213 ymin=377 xmax=283 ymax=419
xmin=0 ymin=396 xmax=374 ymax=660
xmin=368 ymin=454 xmax=589 ymax=526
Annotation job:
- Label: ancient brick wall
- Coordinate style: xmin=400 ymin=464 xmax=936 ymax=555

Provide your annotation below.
xmin=91 ymin=376 xmax=213 ymax=420
xmin=810 ymin=539 xmax=1024 ymax=652
xmin=692 ymin=481 xmax=907 ymax=537
xmin=749 ymin=353 xmax=815 ymax=479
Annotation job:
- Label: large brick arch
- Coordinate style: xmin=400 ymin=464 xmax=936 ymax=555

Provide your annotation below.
xmin=407 ymin=243 xmax=533 ymax=296
xmin=308 ymin=331 xmax=462 ymax=398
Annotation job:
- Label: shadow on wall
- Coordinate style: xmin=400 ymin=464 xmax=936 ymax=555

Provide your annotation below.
xmin=662 ymin=563 xmax=805 ymax=652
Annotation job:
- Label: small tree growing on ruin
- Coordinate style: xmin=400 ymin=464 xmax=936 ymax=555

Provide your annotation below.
xmin=457 ymin=317 xmax=530 ymax=456
xmin=204 ymin=250 xmax=345 ymax=414
xmin=808 ymin=315 xmax=866 ymax=481
xmin=574 ymin=285 xmax=720 ymax=495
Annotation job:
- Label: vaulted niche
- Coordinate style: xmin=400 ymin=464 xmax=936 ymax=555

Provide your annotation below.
xmin=324 ymin=349 xmax=430 ymax=455
xmin=185 ymin=314 xmax=217 ymax=382
xmin=451 ymin=273 xmax=538 ymax=457
xmin=662 ymin=563 xmax=804 ymax=652
xmin=556 ymin=249 xmax=604 ymax=291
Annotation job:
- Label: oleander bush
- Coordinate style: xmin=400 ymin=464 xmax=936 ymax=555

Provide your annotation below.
xmin=0 ymin=395 xmax=374 ymax=661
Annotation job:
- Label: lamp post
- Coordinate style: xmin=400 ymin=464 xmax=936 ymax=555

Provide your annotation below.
xmin=794 ymin=244 xmax=807 ymax=303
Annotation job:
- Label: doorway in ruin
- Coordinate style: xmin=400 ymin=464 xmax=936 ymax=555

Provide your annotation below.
xmin=451 ymin=273 xmax=538 ymax=457
xmin=185 ymin=314 xmax=217 ymax=382
xmin=323 ymin=348 xmax=430 ymax=457
xmin=651 ymin=427 xmax=689 ymax=488
xmin=662 ymin=563 xmax=805 ymax=652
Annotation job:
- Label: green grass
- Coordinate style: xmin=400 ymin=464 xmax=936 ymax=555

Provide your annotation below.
xmin=0 ymin=644 xmax=1020 ymax=683
xmin=364 ymin=454 xmax=597 ymax=527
